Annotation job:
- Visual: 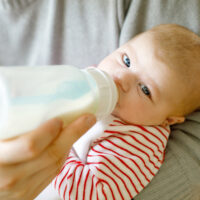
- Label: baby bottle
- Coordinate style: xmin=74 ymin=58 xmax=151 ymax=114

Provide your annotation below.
xmin=0 ymin=65 xmax=118 ymax=140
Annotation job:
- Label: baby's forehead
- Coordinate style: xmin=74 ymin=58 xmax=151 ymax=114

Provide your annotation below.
xmin=129 ymin=31 xmax=155 ymax=45
xmin=120 ymin=32 xmax=158 ymax=56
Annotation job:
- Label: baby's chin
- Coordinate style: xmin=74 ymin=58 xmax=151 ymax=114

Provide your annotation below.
xmin=111 ymin=110 xmax=150 ymax=126
xmin=111 ymin=110 xmax=128 ymax=123
xmin=111 ymin=112 xmax=135 ymax=125
xmin=111 ymin=110 xmax=121 ymax=119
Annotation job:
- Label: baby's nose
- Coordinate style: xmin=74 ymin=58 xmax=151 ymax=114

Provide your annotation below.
xmin=114 ymin=71 xmax=136 ymax=93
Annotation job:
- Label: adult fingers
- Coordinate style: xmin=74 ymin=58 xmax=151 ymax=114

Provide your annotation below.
xmin=47 ymin=113 xmax=96 ymax=164
xmin=0 ymin=114 xmax=96 ymax=178
xmin=0 ymin=114 xmax=96 ymax=200
xmin=0 ymin=158 xmax=62 ymax=200
xmin=0 ymin=118 xmax=63 ymax=165
xmin=22 ymin=113 xmax=96 ymax=172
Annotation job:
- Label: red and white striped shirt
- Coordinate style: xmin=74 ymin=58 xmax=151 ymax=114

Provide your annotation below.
xmin=53 ymin=115 xmax=170 ymax=200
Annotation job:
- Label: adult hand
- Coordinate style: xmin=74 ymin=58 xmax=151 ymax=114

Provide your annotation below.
xmin=0 ymin=114 xmax=96 ymax=200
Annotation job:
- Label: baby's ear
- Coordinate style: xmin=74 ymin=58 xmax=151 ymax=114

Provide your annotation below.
xmin=161 ymin=116 xmax=185 ymax=126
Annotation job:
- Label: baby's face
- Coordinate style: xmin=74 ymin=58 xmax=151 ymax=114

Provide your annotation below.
xmin=98 ymin=32 xmax=185 ymax=126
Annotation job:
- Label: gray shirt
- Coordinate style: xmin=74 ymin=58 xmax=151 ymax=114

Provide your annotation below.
xmin=0 ymin=0 xmax=199 ymax=199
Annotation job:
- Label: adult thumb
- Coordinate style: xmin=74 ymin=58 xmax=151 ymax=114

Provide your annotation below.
xmin=53 ymin=114 xmax=96 ymax=155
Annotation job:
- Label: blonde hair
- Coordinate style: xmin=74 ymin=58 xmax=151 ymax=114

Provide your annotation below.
xmin=149 ymin=24 xmax=200 ymax=115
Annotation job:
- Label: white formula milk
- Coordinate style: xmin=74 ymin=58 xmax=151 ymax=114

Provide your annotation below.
xmin=0 ymin=65 xmax=118 ymax=140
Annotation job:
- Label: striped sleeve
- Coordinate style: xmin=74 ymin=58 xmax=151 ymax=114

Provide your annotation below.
xmin=53 ymin=118 xmax=170 ymax=200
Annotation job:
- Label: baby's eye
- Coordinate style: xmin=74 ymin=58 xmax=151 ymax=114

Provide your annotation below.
xmin=140 ymin=84 xmax=151 ymax=97
xmin=122 ymin=54 xmax=130 ymax=68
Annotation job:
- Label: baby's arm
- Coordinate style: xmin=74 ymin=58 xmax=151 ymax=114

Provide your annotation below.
xmin=53 ymin=119 xmax=170 ymax=200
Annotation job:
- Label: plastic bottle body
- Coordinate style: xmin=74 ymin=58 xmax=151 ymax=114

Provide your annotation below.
xmin=0 ymin=65 xmax=118 ymax=140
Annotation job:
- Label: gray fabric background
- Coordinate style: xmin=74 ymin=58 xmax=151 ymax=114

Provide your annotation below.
xmin=0 ymin=0 xmax=199 ymax=199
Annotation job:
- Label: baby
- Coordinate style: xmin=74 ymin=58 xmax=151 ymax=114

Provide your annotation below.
xmin=53 ymin=24 xmax=200 ymax=200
